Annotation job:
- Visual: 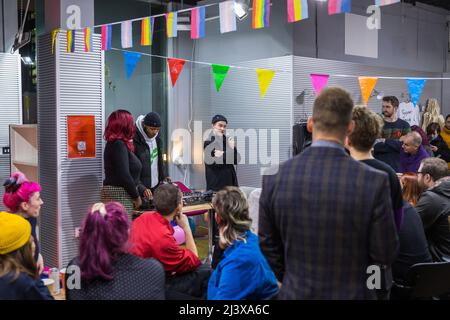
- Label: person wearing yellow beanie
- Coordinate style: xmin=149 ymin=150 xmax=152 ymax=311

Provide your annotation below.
xmin=0 ymin=211 xmax=53 ymax=300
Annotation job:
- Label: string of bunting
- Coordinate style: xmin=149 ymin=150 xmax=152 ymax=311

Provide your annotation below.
xmin=114 ymin=47 xmax=283 ymax=97
xmin=311 ymin=74 xmax=431 ymax=106
xmin=51 ymin=0 xmax=402 ymax=54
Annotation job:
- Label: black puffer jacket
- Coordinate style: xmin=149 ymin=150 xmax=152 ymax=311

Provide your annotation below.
xmin=430 ymin=135 xmax=450 ymax=162
xmin=134 ymin=117 xmax=166 ymax=196
xmin=416 ymin=177 xmax=450 ymax=262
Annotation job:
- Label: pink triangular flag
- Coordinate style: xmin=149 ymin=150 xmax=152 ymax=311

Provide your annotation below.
xmin=310 ymin=74 xmax=330 ymax=96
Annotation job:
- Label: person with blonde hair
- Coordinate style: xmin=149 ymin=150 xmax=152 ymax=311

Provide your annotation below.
xmin=208 ymin=187 xmax=278 ymax=300
xmin=421 ymin=99 xmax=445 ymax=132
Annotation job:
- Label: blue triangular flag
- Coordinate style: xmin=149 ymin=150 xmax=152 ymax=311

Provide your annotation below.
xmin=406 ymin=79 xmax=426 ymax=106
xmin=123 ymin=51 xmax=142 ymax=79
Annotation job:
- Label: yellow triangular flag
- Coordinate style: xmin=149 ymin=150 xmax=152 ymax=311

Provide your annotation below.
xmin=51 ymin=28 xmax=61 ymax=54
xmin=256 ymin=69 xmax=276 ymax=98
xmin=358 ymin=77 xmax=378 ymax=106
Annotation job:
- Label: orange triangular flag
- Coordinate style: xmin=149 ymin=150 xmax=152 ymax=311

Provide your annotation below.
xmin=167 ymin=58 xmax=186 ymax=87
xmin=358 ymin=77 xmax=378 ymax=106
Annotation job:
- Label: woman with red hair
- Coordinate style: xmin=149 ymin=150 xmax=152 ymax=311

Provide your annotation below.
xmin=3 ymin=172 xmax=44 ymax=274
xmin=102 ymin=110 xmax=142 ymax=217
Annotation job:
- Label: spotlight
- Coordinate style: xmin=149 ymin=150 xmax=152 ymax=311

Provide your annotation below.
xmin=234 ymin=0 xmax=250 ymax=21
xmin=21 ymin=56 xmax=34 ymax=65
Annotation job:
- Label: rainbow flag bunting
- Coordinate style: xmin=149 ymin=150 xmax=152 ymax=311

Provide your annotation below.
xmin=287 ymin=0 xmax=309 ymax=23
xmin=67 ymin=30 xmax=75 ymax=53
xmin=375 ymin=0 xmax=400 ymax=6
xmin=252 ymin=0 xmax=270 ymax=29
xmin=51 ymin=28 xmax=61 ymax=54
xmin=84 ymin=27 xmax=93 ymax=52
xmin=219 ymin=1 xmax=236 ymax=34
xmin=141 ymin=17 xmax=155 ymax=46
xmin=121 ymin=21 xmax=133 ymax=48
xmin=166 ymin=12 xmax=178 ymax=38
xmin=328 ymin=0 xmax=352 ymax=15
xmin=101 ymin=25 xmax=112 ymax=51
xmin=191 ymin=6 xmax=206 ymax=39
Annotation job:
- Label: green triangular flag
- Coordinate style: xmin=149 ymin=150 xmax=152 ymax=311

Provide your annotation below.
xmin=211 ymin=64 xmax=230 ymax=92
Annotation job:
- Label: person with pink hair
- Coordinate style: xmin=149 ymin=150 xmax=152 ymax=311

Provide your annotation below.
xmin=3 ymin=172 xmax=44 ymax=274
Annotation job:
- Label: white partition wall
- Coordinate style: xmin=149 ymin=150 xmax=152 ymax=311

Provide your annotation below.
xmin=0 ymin=53 xmax=22 ymax=211
xmin=37 ymin=33 xmax=104 ymax=268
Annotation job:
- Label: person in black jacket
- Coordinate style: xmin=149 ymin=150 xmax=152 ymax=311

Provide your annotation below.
xmin=204 ymin=115 xmax=241 ymax=192
xmin=0 ymin=211 xmax=53 ymax=300
xmin=416 ymin=157 xmax=450 ymax=262
xmin=426 ymin=122 xmax=450 ymax=162
xmin=102 ymin=110 xmax=142 ymax=216
xmin=134 ymin=112 xmax=169 ymax=201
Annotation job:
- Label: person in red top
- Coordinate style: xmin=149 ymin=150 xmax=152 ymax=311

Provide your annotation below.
xmin=129 ymin=183 xmax=210 ymax=298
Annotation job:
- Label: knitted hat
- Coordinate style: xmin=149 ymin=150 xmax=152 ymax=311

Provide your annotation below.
xmin=143 ymin=112 xmax=161 ymax=128
xmin=212 ymin=114 xmax=228 ymax=124
xmin=0 ymin=211 xmax=31 ymax=255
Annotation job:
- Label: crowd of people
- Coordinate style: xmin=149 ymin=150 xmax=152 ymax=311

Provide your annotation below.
xmin=1 ymin=87 xmax=450 ymax=300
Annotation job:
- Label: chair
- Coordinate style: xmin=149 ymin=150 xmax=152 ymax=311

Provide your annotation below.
xmin=392 ymin=262 xmax=450 ymax=299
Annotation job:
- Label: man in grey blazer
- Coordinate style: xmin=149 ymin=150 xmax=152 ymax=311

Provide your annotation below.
xmin=259 ymin=87 xmax=399 ymax=300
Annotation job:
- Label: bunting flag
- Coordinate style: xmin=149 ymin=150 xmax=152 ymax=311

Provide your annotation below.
xmin=191 ymin=6 xmax=206 ymax=39
xmin=121 ymin=21 xmax=133 ymax=48
xmin=141 ymin=17 xmax=155 ymax=46
xmin=167 ymin=58 xmax=186 ymax=87
xmin=328 ymin=0 xmax=352 ymax=15
xmin=310 ymin=74 xmax=330 ymax=96
xmin=101 ymin=25 xmax=112 ymax=51
xmin=358 ymin=77 xmax=378 ymax=106
xmin=252 ymin=0 xmax=271 ymax=29
xmin=256 ymin=69 xmax=275 ymax=97
xmin=84 ymin=27 xmax=93 ymax=52
xmin=51 ymin=28 xmax=61 ymax=54
xmin=166 ymin=12 xmax=178 ymax=38
xmin=219 ymin=0 xmax=237 ymax=34
xmin=123 ymin=51 xmax=142 ymax=79
xmin=67 ymin=30 xmax=75 ymax=53
xmin=287 ymin=0 xmax=309 ymax=23
xmin=211 ymin=64 xmax=230 ymax=92
xmin=406 ymin=79 xmax=426 ymax=106
xmin=375 ymin=0 xmax=401 ymax=6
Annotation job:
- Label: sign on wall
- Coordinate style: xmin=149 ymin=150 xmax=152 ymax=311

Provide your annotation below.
xmin=67 ymin=115 xmax=96 ymax=159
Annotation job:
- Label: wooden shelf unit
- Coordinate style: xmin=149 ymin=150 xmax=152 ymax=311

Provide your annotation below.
xmin=10 ymin=124 xmax=38 ymax=182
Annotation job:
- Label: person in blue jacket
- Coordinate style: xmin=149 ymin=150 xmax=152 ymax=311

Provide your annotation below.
xmin=208 ymin=187 xmax=278 ymax=300
xmin=0 ymin=211 xmax=53 ymax=300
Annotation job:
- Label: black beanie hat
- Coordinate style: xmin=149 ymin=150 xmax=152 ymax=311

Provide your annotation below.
xmin=144 ymin=112 xmax=161 ymax=127
xmin=212 ymin=114 xmax=228 ymax=124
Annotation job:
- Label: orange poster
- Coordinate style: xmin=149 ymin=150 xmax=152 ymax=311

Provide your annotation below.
xmin=67 ymin=115 xmax=96 ymax=159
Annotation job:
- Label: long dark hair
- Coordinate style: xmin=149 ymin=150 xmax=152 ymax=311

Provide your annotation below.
xmin=0 ymin=239 xmax=38 ymax=282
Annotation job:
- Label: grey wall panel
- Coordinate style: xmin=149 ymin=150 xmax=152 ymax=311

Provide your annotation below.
xmin=58 ymin=33 xmax=104 ymax=268
xmin=0 ymin=53 xmax=21 ymax=211
xmin=190 ymin=56 xmax=293 ymax=189
xmin=38 ymin=32 xmax=104 ymax=269
xmin=37 ymin=34 xmax=59 ymax=268
xmin=293 ymin=56 xmax=443 ymax=123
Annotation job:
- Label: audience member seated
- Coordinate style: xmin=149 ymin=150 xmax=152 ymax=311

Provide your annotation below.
xmin=66 ymin=202 xmax=165 ymax=300
xmin=129 ymin=183 xmax=211 ymax=299
xmin=399 ymin=132 xmax=430 ymax=173
xmin=416 ymin=158 xmax=450 ymax=262
xmin=3 ymin=172 xmax=44 ymax=273
xmin=427 ymin=122 xmax=450 ymax=166
xmin=0 ymin=212 xmax=53 ymax=300
xmin=392 ymin=177 xmax=432 ymax=285
xmin=346 ymin=107 xmax=403 ymax=230
xmin=208 ymin=187 xmax=278 ymax=300
xmin=400 ymin=173 xmax=421 ymax=207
